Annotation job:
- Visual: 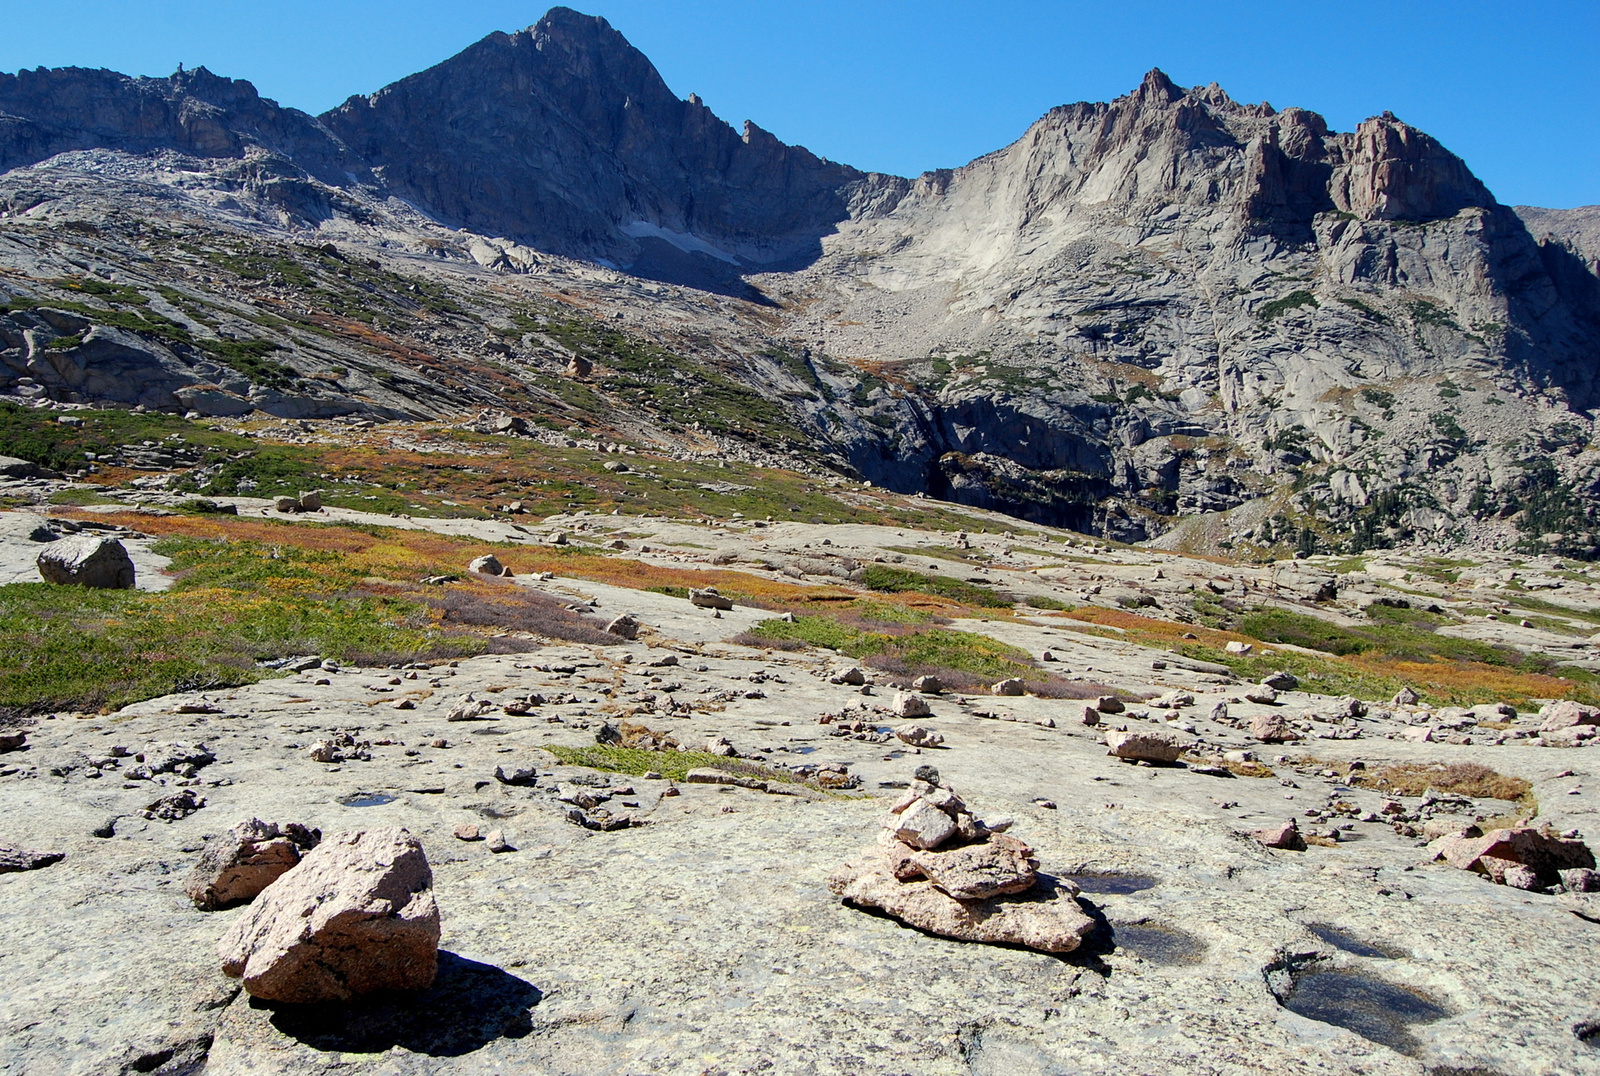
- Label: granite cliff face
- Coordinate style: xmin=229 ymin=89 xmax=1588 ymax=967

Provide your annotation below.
xmin=0 ymin=11 xmax=1596 ymax=557
xmin=322 ymin=7 xmax=893 ymax=290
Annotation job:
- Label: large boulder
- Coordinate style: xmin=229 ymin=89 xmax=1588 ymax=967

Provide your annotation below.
xmin=36 ymin=534 xmax=135 ymax=589
xmin=0 ymin=455 xmax=62 ymax=479
xmin=217 ymin=828 xmax=440 ymax=1003
xmin=1104 ymin=728 xmax=1187 ymax=763
xmin=1431 ymin=826 xmax=1595 ymax=888
xmin=185 ymin=819 xmax=321 ymax=911
xmin=1539 ymin=700 xmax=1600 ymax=732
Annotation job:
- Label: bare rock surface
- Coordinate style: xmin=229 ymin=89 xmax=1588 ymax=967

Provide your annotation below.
xmin=218 ymin=828 xmax=440 ymax=1003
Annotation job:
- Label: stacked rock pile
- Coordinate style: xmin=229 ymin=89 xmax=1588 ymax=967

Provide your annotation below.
xmin=828 ymin=766 xmax=1095 ymax=953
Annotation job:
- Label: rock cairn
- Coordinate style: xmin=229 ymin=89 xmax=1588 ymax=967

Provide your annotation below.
xmin=828 ymin=767 xmax=1095 ymax=953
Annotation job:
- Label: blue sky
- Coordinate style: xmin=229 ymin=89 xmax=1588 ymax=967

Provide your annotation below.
xmin=3 ymin=1 xmax=1595 ymax=208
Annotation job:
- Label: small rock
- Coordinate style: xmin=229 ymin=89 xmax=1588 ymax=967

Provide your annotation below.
xmin=273 ymin=495 xmax=299 ymax=513
xmin=485 ymin=830 xmax=514 ymax=853
xmin=891 ymin=691 xmax=931 ymax=718
xmin=1244 ymin=684 xmax=1278 ymax=705
xmin=0 ymin=731 xmax=26 ymax=753
xmin=493 ymin=765 xmax=538 ymax=787
xmin=830 ymin=667 xmax=866 ymax=686
xmin=1262 ymin=670 xmax=1299 ymax=691
xmin=446 ymin=694 xmax=495 ymax=722
xmin=0 ymin=845 xmax=64 ymax=873
xmin=991 ymin=678 xmax=1025 ymax=697
xmin=605 ymin=613 xmax=640 ymax=640
xmin=690 ymin=587 xmax=734 ymax=610
xmin=453 ymin=823 xmax=482 ymax=841
xmin=1104 ymin=729 xmax=1186 ymax=763
xmin=1224 ymin=640 xmax=1253 ymax=655
xmin=894 ymin=724 xmax=944 ymax=749
xmin=297 ymin=490 xmax=322 ymax=512
xmin=1079 ymin=705 xmax=1100 ymax=727
xmin=912 ymin=674 xmax=943 ymax=694
xmin=1095 ymin=696 xmax=1125 ymax=714
xmin=1393 ymin=686 xmax=1421 ymax=707
xmin=143 ymin=788 xmax=205 ymax=822
xmin=1251 ymin=819 xmax=1307 ymax=851
xmin=468 ymin=554 xmax=509 ymax=576
xmin=1250 ymin=713 xmax=1299 ymax=743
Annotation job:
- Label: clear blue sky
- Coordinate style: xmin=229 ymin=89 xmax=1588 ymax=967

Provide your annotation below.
xmin=3 ymin=1 xmax=1595 ymax=208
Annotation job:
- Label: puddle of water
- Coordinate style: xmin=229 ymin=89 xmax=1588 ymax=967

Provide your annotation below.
xmin=339 ymin=791 xmax=396 ymax=807
xmin=790 ymin=745 xmax=819 ymax=754
xmin=1281 ymin=968 xmax=1449 ymax=1056
xmin=1308 ymin=924 xmax=1406 ymax=960
xmin=1069 ymin=872 xmax=1158 ymax=895
xmin=1114 ymin=923 xmax=1207 ymax=966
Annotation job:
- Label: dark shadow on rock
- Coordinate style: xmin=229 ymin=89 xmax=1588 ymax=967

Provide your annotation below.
xmin=260 ymin=951 xmax=541 ymax=1057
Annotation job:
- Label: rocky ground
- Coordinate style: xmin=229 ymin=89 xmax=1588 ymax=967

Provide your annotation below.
xmin=1 ymin=495 xmax=1598 ymax=1075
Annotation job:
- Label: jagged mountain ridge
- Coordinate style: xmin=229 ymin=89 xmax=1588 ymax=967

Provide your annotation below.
xmin=0 ymin=8 xmax=1597 ymax=557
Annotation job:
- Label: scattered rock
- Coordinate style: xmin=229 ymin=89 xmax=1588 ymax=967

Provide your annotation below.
xmin=446 ymin=694 xmax=496 ymax=722
xmin=829 ymin=667 xmax=866 ymax=686
xmin=297 ymin=490 xmax=322 ymax=512
xmin=1250 ymin=712 xmax=1300 ymax=743
xmin=1150 ymin=690 xmax=1195 ymax=709
xmin=468 ymin=554 xmax=509 ymax=576
xmin=185 ymin=819 xmax=321 ymax=911
xmin=893 ymin=724 xmax=944 ymax=748
xmin=1262 ymin=670 xmax=1299 ymax=691
xmin=1540 ymin=700 xmax=1600 ymax=732
xmin=1251 ymin=819 xmax=1307 ymax=851
xmin=218 ymin=828 xmax=440 ymax=1003
xmin=493 ymin=764 xmax=538 ymax=787
xmin=911 ymin=674 xmax=943 ymax=694
xmin=0 ymin=731 xmax=27 ymax=753
xmin=0 ymin=844 xmax=64 ymax=873
xmin=36 ymin=534 xmax=135 ymax=589
xmin=605 ymin=613 xmax=640 ymax=640
xmin=991 ymin=678 xmax=1025 ymax=697
xmin=142 ymin=788 xmax=205 ymax=822
xmin=1243 ymin=684 xmax=1278 ymax=705
xmin=891 ymin=691 xmax=931 ymax=718
xmin=689 ymin=587 xmax=733 ymax=610
xmin=453 ymin=823 xmax=481 ymax=841
xmin=1431 ymin=827 xmax=1595 ymax=887
xmin=1224 ymin=640 xmax=1253 ymax=655
xmin=1394 ymin=686 xmax=1421 ymax=707
xmin=1104 ymin=728 xmax=1187 ymax=763
xmin=485 ymin=829 xmax=514 ymax=853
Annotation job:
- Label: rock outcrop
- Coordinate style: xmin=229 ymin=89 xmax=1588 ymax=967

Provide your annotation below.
xmin=217 ymin=827 xmax=441 ymax=1003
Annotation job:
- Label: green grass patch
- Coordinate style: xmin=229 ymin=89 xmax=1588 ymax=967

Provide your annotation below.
xmin=1259 ymin=290 xmax=1319 ymax=321
xmin=544 ymin=744 xmax=804 ymax=785
xmin=0 ymin=535 xmax=490 ymax=717
xmin=857 ymin=565 xmax=1011 ymax=608
xmin=1023 ymin=595 xmax=1072 ymax=611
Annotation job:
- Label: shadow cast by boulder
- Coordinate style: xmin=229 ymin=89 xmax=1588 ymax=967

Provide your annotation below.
xmin=260 ymin=951 xmax=541 ymax=1057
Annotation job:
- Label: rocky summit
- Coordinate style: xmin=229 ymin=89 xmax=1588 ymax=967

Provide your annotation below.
xmin=1 ymin=7 xmax=1599 ymax=1075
